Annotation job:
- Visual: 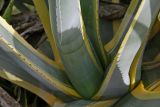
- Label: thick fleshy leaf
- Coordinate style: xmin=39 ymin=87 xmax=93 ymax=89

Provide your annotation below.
xmin=142 ymin=32 xmax=160 ymax=88
xmin=114 ymin=81 xmax=160 ymax=107
xmin=129 ymin=42 xmax=145 ymax=89
xmin=0 ymin=17 xmax=81 ymax=100
xmin=142 ymin=65 xmax=160 ymax=89
xmin=48 ymin=0 xmax=103 ymax=98
xmin=53 ymin=99 xmax=118 ymax=107
xmin=129 ymin=17 xmax=160 ymax=89
xmin=143 ymin=32 xmax=160 ymax=65
xmin=99 ymin=0 xmax=122 ymax=46
xmin=100 ymin=0 xmax=122 ymax=62
xmin=93 ymin=0 xmax=160 ymax=100
xmin=112 ymin=0 xmax=123 ymax=39
xmin=99 ymin=18 xmax=114 ymax=45
xmin=33 ymin=0 xmax=63 ymax=67
xmin=37 ymin=39 xmax=54 ymax=59
xmin=148 ymin=18 xmax=160 ymax=40
xmin=104 ymin=0 xmax=141 ymax=57
xmin=0 ymin=70 xmax=62 ymax=106
xmin=80 ymin=0 xmax=107 ymax=67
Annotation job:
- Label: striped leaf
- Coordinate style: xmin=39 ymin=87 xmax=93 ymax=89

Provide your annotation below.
xmin=148 ymin=18 xmax=160 ymax=40
xmin=129 ymin=42 xmax=145 ymax=89
xmin=0 ymin=71 xmax=62 ymax=106
xmin=104 ymin=0 xmax=141 ymax=57
xmin=53 ymin=99 xmax=118 ymax=107
xmin=143 ymin=31 xmax=160 ymax=65
xmin=33 ymin=0 xmax=63 ymax=67
xmin=142 ymin=32 xmax=160 ymax=88
xmin=99 ymin=0 xmax=122 ymax=46
xmin=128 ymin=15 xmax=160 ymax=89
xmin=0 ymin=17 xmax=81 ymax=101
xmin=48 ymin=0 xmax=103 ymax=98
xmin=93 ymin=0 xmax=160 ymax=99
xmin=114 ymin=81 xmax=160 ymax=107
xmin=80 ymin=0 xmax=107 ymax=67
xmin=99 ymin=0 xmax=122 ymax=62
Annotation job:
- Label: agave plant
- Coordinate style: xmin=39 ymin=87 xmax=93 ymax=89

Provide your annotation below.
xmin=0 ymin=0 xmax=160 ymax=106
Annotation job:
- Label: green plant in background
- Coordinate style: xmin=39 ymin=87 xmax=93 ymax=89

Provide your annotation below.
xmin=0 ymin=0 xmax=160 ymax=107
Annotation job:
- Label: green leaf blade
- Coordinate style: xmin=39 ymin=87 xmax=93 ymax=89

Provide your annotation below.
xmin=48 ymin=0 xmax=104 ymax=98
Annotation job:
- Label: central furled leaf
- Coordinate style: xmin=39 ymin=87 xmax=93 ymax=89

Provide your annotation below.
xmin=80 ymin=0 xmax=107 ymax=68
xmin=48 ymin=0 xmax=104 ymax=98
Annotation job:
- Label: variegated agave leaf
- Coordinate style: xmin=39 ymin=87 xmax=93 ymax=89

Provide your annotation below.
xmin=93 ymin=0 xmax=160 ymax=100
xmin=148 ymin=18 xmax=160 ymax=40
xmin=53 ymin=98 xmax=118 ymax=107
xmin=0 ymin=43 xmax=62 ymax=105
xmin=80 ymin=0 xmax=107 ymax=68
xmin=0 ymin=71 xmax=62 ymax=106
xmin=99 ymin=0 xmax=122 ymax=62
xmin=114 ymin=81 xmax=160 ymax=107
xmin=33 ymin=0 xmax=63 ymax=67
xmin=142 ymin=31 xmax=160 ymax=88
xmin=104 ymin=0 xmax=141 ymax=57
xmin=99 ymin=0 xmax=122 ymax=46
xmin=0 ymin=17 xmax=81 ymax=101
xmin=48 ymin=0 xmax=104 ymax=98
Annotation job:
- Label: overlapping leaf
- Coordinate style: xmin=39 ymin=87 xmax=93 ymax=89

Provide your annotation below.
xmin=93 ymin=0 xmax=160 ymax=99
xmin=114 ymin=81 xmax=160 ymax=107
xmin=104 ymin=0 xmax=141 ymax=57
xmin=48 ymin=0 xmax=103 ymax=98
xmin=80 ymin=0 xmax=107 ymax=67
xmin=33 ymin=0 xmax=63 ymax=67
xmin=0 ymin=17 xmax=81 ymax=101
